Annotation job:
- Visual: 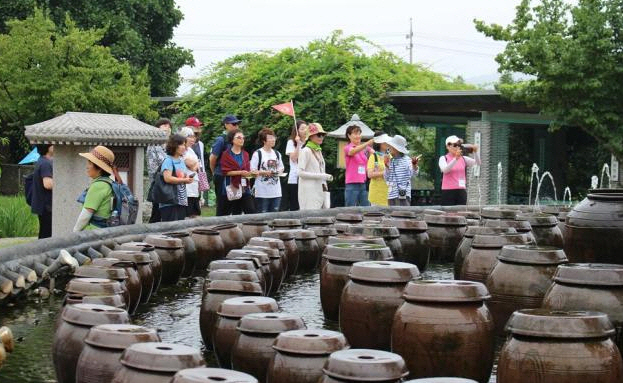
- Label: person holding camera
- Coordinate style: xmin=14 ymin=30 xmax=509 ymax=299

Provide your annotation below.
xmin=439 ymin=135 xmax=481 ymax=206
xmin=384 ymin=135 xmax=417 ymax=206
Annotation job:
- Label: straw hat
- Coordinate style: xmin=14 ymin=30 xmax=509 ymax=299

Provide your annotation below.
xmin=79 ymin=145 xmax=115 ymax=175
xmin=387 ymin=135 xmax=409 ymax=154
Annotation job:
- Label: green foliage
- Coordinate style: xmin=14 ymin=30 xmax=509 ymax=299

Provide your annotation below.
xmin=0 ymin=0 xmax=194 ymax=96
xmin=0 ymin=10 xmax=157 ymax=162
xmin=475 ymin=0 xmax=623 ymax=160
xmin=183 ymin=31 xmax=472 ymax=184
xmin=0 ymin=195 xmax=38 ymax=238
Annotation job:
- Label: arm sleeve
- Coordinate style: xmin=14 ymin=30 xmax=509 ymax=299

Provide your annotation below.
xmin=439 ymin=156 xmax=458 ymax=173
xmin=211 ymin=137 xmax=224 ymax=156
xmin=298 ymin=149 xmax=330 ymax=181
xmin=40 ymin=160 xmax=53 ymax=178
xmin=73 ymin=208 xmax=94 ymax=232
xmin=278 ymin=152 xmax=285 ymax=172
xmin=464 ymin=152 xmax=481 ymax=166
xmin=250 ymin=151 xmax=259 ymax=171
xmin=367 ymin=155 xmax=376 ymax=171
xmin=285 ymin=140 xmax=295 ymax=155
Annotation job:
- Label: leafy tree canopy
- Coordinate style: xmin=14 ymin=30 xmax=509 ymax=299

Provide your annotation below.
xmin=475 ymin=0 xmax=623 ymax=160
xmin=0 ymin=0 xmax=194 ymax=96
xmin=182 ymin=31 xmax=472 ymax=182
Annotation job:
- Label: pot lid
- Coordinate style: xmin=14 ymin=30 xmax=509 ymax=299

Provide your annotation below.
xmin=84 ymin=324 xmax=160 ymax=349
xmin=390 ymin=210 xmax=420 ymax=219
xmin=327 ymin=235 xmax=386 ymax=247
xmin=66 ymin=278 xmax=124 ymax=295
xmin=221 ymin=256 xmax=261 ymax=269
xmin=312 ymin=227 xmax=339 ymax=237
xmin=587 ymin=191 xmax=623 ymax=201
xmin=227 ymin=250 xmax=270 ymax=265
xmin=464 ymin=226 xmax=516 ymax=238
xmin=402 ymin=379 xmax=477 ymax=383
xmin=92 ymin=258 xmax=137 ymax=269
xmin=423 ymin=209 xmax=445 ymax=215
xmin=483 ymin=219 xmax=532 ymax=232
xmin=293 ymin=229 xmax=317 ymax=240
xmin=247 ymin=237 xmax=285 ymax=250
xmin=424 ymin=214 xmax=467 ymax=226
xmin=163 ymin=231 xmax=190 ymax=238
xmin=381 ymin=218 xmax=427 ymax=231
xmin=206 ymin=280 xmax=263 ymax=294
xmin=541 ymin=205 xmax=572 ymax=215
xmin=171 ymin=368 xmax=258 ymax=383
xmin=145 ymin=234 xmax=183 ymax=249
xmin=505 ymin=309 xmax=615 ymax=338
xmin=360 ymin=226 xmax=401 ymax=239
xmin=120 ymin=342 xmax=205 ymax=372
xmin=75 ymin=265 xmax=127 ymax=280
xmin=498 ymin=245 xmax=568 ymax=265
xmin=471 ymin=233 xmax=528 ymax=248
xmin=349 ymin=261 xmax=421 ymax=283
xmin=479 ymin=207 xmax=518 ymax=220
xmin=208 ymin=269 xmax=259 ymax=283
xmin=304 ymin=216 xmax=336 ymax=225
xmin=336 ymin=213 xmax=364 ymax=222
xmin=515 ymin=213 xmax=558 ymax=227
xmin=346 ymin=224 xmax=382 ymax=235
xmin=451 ymin=211 xmax=481 ymax=220
xmin=403 ymin=280 xmax=490 ymax=303
xmin=61 ymin=303 xmax=130 ymax=326
xmin=270 ymin=218 xmax=302 ymax=227
xmin=238 ymin=312 xmax=306 ymax=334
xmin=243 ymin=245 xmax=281 ymax=258
xmin=324 ymin=243 xmax=393 ymax=262
xmin=322 ymin=349 xmax=408 ymax=381
xmin=208 ymin=259 xmax=257 ymax=271
xmin=363 ymin=212 xmax=385 ymax=218
xmin=262 ymin=230 xmax=295 ymax=241
xmin=217 ymin=296 xmax=278 ymax=318
xmin=116 ymin=242 xmax=156 ymax=252
xmin=554 ymin=263 xmax=623 ymax=286
xmin=107 ymin=250 xmax=152 ymax=264
xmin=79 ymin=294 xmax=126 ymax=309
xmin=211 ymin=223 xmax=238 ymax=231
xmin=242 ymin=221 xmax=270 ymax=227
xmin=273 ymin=329 xmax=348 ymax=355
xmin=191 ymin=228 xmax=219 ymax=236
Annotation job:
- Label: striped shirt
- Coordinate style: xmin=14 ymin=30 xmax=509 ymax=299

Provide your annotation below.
xmin=384 ymin=155 xmax=416 ymax=199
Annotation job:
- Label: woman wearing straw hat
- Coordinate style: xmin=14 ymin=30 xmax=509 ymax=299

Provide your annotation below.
xmin=384 ymin=135 xmax=418 ymax=206
xmin=73 ymin=146 xmax=116 ymax=231
xmin=298 ymin=123 xmax=333 ymax=210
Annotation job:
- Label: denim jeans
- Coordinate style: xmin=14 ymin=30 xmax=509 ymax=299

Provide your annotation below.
xmin=344 ymin=183 xmax=370 ymax=207
xmin=256 ymin=197 xmax=281 ymax=213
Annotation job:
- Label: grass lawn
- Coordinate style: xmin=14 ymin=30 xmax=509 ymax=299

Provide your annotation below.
xmin=201 ymin=206 xmax=216 ymax=217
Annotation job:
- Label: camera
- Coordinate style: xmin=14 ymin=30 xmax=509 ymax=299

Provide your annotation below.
xmin=459 ymin=144 xmax=475 ymax=154
xmin=398 ymin=189 xmax=407 ymax=199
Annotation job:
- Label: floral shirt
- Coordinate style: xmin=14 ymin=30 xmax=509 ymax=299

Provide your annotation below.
xmin=147 ymin=144 xmax=167 ymax=183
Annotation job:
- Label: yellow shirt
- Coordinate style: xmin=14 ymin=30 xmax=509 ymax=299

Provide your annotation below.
xmin=367 ymin=152 xmax=388 ymax=206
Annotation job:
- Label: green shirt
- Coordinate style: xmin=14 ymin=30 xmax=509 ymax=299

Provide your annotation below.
xmin=83 ymin=177 xmax=113 ymax=229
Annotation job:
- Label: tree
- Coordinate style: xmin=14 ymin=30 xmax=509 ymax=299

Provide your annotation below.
xmin=0 ymin=0 xmax=194 ymax=96
xmin=182 ymin=31 xmax=472 ymax=184
xmin=475 ymin=0 xmax=623 ymax=160
xmin=0 ymin=10 xmax=157 ymax=163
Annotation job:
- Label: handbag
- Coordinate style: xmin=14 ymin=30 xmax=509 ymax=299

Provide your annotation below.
xmin=225 ymin=184 xmax=242 ymax=201
xmin=197 ymin=168 xmax=209 ymax=192
xmin=147 ymin=160 xmax=177 ymax=204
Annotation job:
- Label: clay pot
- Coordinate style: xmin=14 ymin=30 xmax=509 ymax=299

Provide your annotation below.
xmin=349 ymin=225 xmax=404 ymax=262
xmin=243 ymin=245 xmax=284 ymax=295
xmin=231 ymin=313 xmax=306 ymax=383
xmin=144 ymin=235 xmax=185 ymax=285
xmin=382 ymin=218 xmax=430 ymax=271
xmin=74 ymin=266 xmax=131 ymax=311
xmin=262 ymin=230 xmax=299 ymax=277
xmin=335 ymin=213 xmax=363 ymax=223
xmin=460 ymin=233 xmax=529 ymax=284
xmin=303 ymin=216 xmax=336 ymax=228
xmin=199 ymin=279 xmax=263 ymax=349
xmin=53 ymin=304 xmax=130 ymax=383
xmin=334 ymin=222 xmax=350 ymax=234
xmin=424 ymin=214 xmax=467 ymax=263
xmin=339 ymin=261 xmax=420 ymax=350
xmin=242 ymin=221 xmax=271 ymax=243
xmin=292 ymin=229 xmax=321 ymax=272
xmin=208 ymin=259 xmax=263 ymax=287
xmin=211 ymin=223 xmax=246 ymax=253
xmin=312 ymin=227 xmax=338 ymax=252
xmin=76 ymin=324 xmax=160 ymax=383
xmin=270 ymin=218 xmax=303 ymax=230
xmin=267 ymin=329 xmax=349 ymax=383
xmin=391 ymin=281 xmax=494 ymax=383
xmin=486 ymin=245 xmax=568 ymax=335
xmin=321 ymin=243 xmax=393 ymax=321
xmin=213 ymin=296 xmax=278 ymax=369
xmin=363 ymin=212 xmax=385 ymax=221
xmin=65 ymin=278 xmax=127 ymax=309
xmin=320 ymin=349 xmax=408 ymax=383
xmin=498 ymin=309 xmax=623 ymax=383
xmin=403 ymin=379 xmax=477 ymax=383
xmin=390 ymin=210 xmax=421 ymax=220
xmin=479 ymin=206 xmax=518 ymax=220
xmin=247 ymin=237 xmax=287 ymax=276
xmin=483 ymin=219 xmax=535 ymax=243
xmin=171 ymin=368 xmax=258 ymax=383
xmin=191 ymin=228 xmax=226 ymax=274
xmin=106 ymin=251 xmax=154 ymax=304
xmin=163 ymin=231 xmax=197 ymax=278
xmin=115 ymin=243 xmax=162 ymax=293
xmin=208 ymin=269 xmax=260 ymax=283
xmin=320 ymin=235 xmax=386 ymax=272
xmin=515 ymin=213 xmax=564 ymax=247
xmin=227 ymin=249 xmax=272 ymax=294
xmin=90 ymin=259 xmax=142 ymax=315
xmin=542 ymin=263 xmax=623 ymax=352
xmin=454 ymin=226 xmax=516 ymax=279
xmin=111 ymin=342 xmax=205 ymax=383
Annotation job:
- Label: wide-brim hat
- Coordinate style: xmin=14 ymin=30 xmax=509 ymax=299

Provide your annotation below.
xmin=79 ymin=145 xmax=115 ymax=175
xmin=373 ymin=134 xmax=392 ymax=144
xmin=387 ymin=135 xmax=409 ymax=154
xmin=307 ymin=122 xmax=326 ymax=137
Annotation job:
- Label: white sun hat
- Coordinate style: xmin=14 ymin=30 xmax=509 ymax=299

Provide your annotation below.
xmin=387 ymin=135 xmax=409 ymax=154
xmin=445 ymin=135 xmax=462 ymax=145
xmin=373 ymin=134 xmax=392 ymax=144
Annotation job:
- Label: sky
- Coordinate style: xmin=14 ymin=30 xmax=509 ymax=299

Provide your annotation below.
xmin=172 ymin=0 xmax=523 ymax=95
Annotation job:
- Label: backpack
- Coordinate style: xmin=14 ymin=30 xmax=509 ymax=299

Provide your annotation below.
xmin=255 ymin=148 xmax=281 ymax=170
xmin=24 ymin=173 xmax=34 ymax=206
xmin=92 ymin=178 xmax=138 ymax=226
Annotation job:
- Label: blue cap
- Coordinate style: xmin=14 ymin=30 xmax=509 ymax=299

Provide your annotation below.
xmin=222 ymin=115 xmax=242 ymax=124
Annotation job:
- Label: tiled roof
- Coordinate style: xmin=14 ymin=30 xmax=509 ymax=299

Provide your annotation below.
xmin=327 ymin=114 xmax=375 ymax=139
xmin=25 ymin=112 xmax=167 ymax=146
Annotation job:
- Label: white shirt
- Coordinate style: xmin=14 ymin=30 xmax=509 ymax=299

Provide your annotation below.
xmin=183 ymin=148 xmax=200 ymax=197
xmin=285 ymin=139 xmax=299 ymax=184
xmin=250 ymin=147 xmax=285 ymax=198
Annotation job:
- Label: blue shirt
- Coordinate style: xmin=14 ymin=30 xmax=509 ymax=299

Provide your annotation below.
xmin=211 ymin=134 xmax=228 ymax=176
xmin=159 ymin=156 xmax=189 ymax=208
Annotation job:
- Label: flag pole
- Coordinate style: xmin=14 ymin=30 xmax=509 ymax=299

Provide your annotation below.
xmin=290 ymin=99 xmax=299 ymax=139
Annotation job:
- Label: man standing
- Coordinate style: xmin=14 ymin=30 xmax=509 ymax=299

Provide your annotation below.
xmin=31 ymin=144 xmax=54 ymax=238
xmin=209 ymin=114 xmax=241 ymax=216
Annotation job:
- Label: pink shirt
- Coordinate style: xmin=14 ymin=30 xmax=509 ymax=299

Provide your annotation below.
xmin=344 ymin=143 xmax=369 ymax=184
xmin=441 ymin=153 xmax=466 ymax=190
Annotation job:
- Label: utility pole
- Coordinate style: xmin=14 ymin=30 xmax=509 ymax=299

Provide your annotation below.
xmin=406 ymin=17 xmax=413 ymax=64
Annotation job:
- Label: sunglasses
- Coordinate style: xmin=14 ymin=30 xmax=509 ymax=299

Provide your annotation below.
xmin=449 ymin=143 xmax=461 ymax=147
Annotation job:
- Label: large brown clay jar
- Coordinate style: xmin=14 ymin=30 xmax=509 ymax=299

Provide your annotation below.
xmin=73 ymin=266 xmax=132 ymax=312
xmin=312 ymin=227 xmax=338 ymax=252
xmin=163 ymin=231 xmax=197 ymax=278
xmin=231 ymin=313 xmax=306 ymax=383
xmin=358 ymin=225 xmax=404 ymax=262
xmin=542 ymin=263 xmax=623 ymax=351
xmin=321 ymin=243 xmax=393 ymax=321
xmin=424 ymin=214 xmax=467 ymax=263
xmin=111 ymin=342 xmax=205 ymax=383
xmin=90 ymin=259 xmax=142 ymax=315
xmin=213 ymin=296 xmax=278 ymax=369
xmin=498 ymin=309 xmax=623 ymax=383
xmin=53 ymin=304 xmax=130 ymax=383
xmin=320 ymin=349 xmax=408 ymax=383
xmin=303 ymin=216 xmax=336 ymax=228
xmin=454 ymin=227 xmax=516 ymax=279
xmin=320 ymin=235 xmax=387 ymax=272
xmin=391 ymin=281 xmax=494 ymax=383
xmin=515 ymin=213 xmax=564 ymax=247
xmin=171 ymin=368 xmax=258 ymax=383
xmin=270 ymin=218 xmax=303 ymax=230
xmin=65 ymin=278 xmax=127 ymax=310
xmin=339 ymin=261 xmax=420 ymax=350
xmin=382 ymin=218 xmax=430 ymax=271
xmin=208 ymin=259 xmax=265 ymax=295
xmin=486 ymin=245 xmax=568 ymax=335
xmin=227 ymin=249 xmax=272 ymax=294
xmin=247 ymin=236 xmax=287 ymax=277
xmin=191 ymin=228 xmax=226 ymax=274
xmin=243 ymin=245 xmax=284 ymax=295
xmin=242 ymin=221 xmax=271 ymax=243
xmin=144 ymin=234 xmax=185 ymax=285
xmin=267 ymin=329 xmax=349 ymax=383
xmin=212 ymin=223 xmax=246 ymax=253
xmin=106 ymin=251 xmax=154 ymax=303
xmin=483 ymin=219 xmax=535 ymax=244
xmin=460 ymin=233 xmax=528 ymax=284
xmin=262 ymin=230 xmax=299 ymax=277
xmin=292 ymin=229 xmax=321 ymax=272
xmin=76 ymin=324 xmax=160 ymax=383
xmin=115 ymin=243 xmax=162 ymax=293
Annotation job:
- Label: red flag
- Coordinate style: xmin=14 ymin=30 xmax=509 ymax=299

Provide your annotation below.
xmin=272 ymin=101 xmax=295 ymax=117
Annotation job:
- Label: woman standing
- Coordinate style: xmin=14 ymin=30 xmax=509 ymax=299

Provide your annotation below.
xmin=147 ymin=118 xmax=171 ymax=223
xmin=367 ymin=132 xmax=391 ymax=206
xmin=384 ymin=135 xmax=417 ymax=207
xmin=220 ymin=129 xmax=256 ymax=215
xmin=251 ymin=127 xmax=285 ymax=213
xmin=439 ymin=135 xmax=480 ymax=206
xmin=285 ymin=120 xmax=308 ymax=211
xmin=179 ymin=127 xmax=201 ymax=218
xmin=343 ymin=125 xmax=374 ymax=206
xmin=160 ymin=134 xmax=194 ymax=222
xmin=298 ymin=123 xmax=333 ymax=210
